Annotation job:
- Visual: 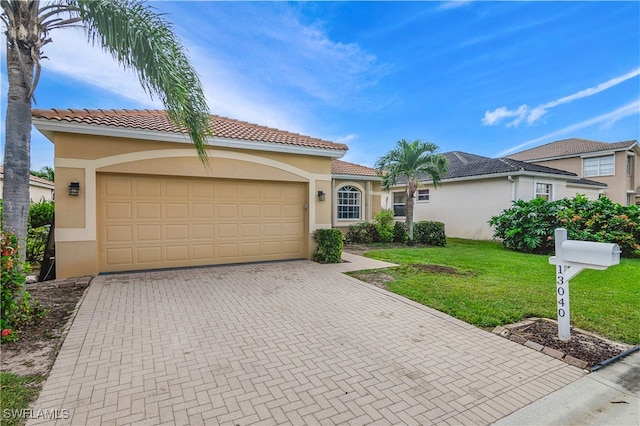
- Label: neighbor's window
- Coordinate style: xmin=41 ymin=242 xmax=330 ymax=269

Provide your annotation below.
xmin=337 ymin=186 xmax=361 ymax=220
xmin=535 ymin=183 xmax=552 ymax=201
xmin=627 ymin=156 xmax=633 ymax=176
xmin=393 ymin=192 xmax=407 ymax=217
xmin=583 ymin=155 xmax=614 ymax=177
xmin=417 ymin=189 xmax=430 ymax=202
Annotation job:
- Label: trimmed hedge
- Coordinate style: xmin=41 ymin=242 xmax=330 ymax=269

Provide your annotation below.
xmin=413 ymin=221 xmax=446 ymax=246
xmin=312 ymin=228 xmax=344 ymax=263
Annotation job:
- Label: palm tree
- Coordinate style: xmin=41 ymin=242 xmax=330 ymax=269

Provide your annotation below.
xmin=1 ymin=0 xmax=212 ymax=259
xmin=375 ymin=139 xmax=448 ymax=241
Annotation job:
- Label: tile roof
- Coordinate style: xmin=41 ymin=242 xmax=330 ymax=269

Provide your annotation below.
xmin=566 ymin=178 xmax=607 ymax=188
xmin=0 ymin=165 xmax=54 ymax=187
xmin=32 ymin=108 xmax=348 ymax=153
xmin=413 ymin=151 xmax=577 ymax=182
xmin=331 ymin=159 xmax=378 ymax=177
xmin=507 ymin=138 xmax=638 ymax=161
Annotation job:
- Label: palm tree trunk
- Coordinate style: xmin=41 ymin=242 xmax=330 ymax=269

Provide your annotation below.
xmin=406 ymin=181 xmax=417 ymax=241
xmin=3 ymin=37 xmax=34 ymax=261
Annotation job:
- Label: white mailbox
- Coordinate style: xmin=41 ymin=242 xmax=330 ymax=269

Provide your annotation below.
xmin=549 ymin=228 xmax=621 ymax=341
xmin=561 ymin=240 xmax=621 ymax=267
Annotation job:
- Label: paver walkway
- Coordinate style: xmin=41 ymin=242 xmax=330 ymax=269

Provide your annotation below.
xmin=30 ymin=254 xmax=584 ymax=425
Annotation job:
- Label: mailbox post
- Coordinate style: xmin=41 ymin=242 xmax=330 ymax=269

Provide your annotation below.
xmin=549 ymin=228 xmax=621 ymax=341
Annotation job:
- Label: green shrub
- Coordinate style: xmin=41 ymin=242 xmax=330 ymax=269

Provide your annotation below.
xmin=312 ymin=229 xmax=344 ymax=263
xmin=28 ymin=200 xmax=54 ymax=228
xmin=489 ymin=195 xmax=640 ymax=257
xmin=413 ymin=221 xmax=446 ymax=246
xmin=27 ymin=225 xmax=50 ymax=264
xmin=1 ymin=233 xmax=44 ymax=342
xmin=374 ymin=209 xmax=395 ymax=243
xmin=393 ymin=221 xmax=407 ymax=243
xmin=346 ymin=222 xmax=378 ymax=244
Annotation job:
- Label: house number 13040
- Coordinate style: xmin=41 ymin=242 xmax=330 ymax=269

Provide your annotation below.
xmin=556 ymin=265 xmax=570 ymax=339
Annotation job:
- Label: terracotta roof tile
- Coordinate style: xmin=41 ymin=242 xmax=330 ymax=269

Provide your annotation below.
xmin=32 ymin=108 xmax=348 ymax=152
xmin=331 ymin=159 xmax=378 ymax=177
xmin=508 ymin=138 xmax=638 ymax=161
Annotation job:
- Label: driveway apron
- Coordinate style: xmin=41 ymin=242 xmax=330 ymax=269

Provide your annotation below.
xmin=29 ymin=255 xmax=584 ymax=425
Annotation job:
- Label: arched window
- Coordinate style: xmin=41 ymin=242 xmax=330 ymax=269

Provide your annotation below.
xmin=337 ymin=186 xmax=361 ymax=219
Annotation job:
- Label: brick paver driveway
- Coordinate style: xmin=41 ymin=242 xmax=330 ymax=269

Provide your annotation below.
xmin=30 ymin=254 xmax=583 ymax=425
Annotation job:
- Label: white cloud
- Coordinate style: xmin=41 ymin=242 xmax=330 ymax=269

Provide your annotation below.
xmin=495 ymin=99 xmax=640 ymax=157
xmin=43 ymin=28 xmax=161 ymax=108
xmin=335 ymin=134 xmax=359 ymax=145
xmin=437 ymin=1 xmax=472 ymax=12
xmin=483 ymin=68 xmax=640 ymax=127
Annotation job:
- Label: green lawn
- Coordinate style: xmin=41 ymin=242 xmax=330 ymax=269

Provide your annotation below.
xmin=0 ymin=372 xmax=45 ymax=426
xmin=351 ymin=239 xmax=640 ymax=345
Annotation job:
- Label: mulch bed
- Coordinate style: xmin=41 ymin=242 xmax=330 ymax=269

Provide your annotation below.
xmin=494 ymin=318 xmax=634 ymax=370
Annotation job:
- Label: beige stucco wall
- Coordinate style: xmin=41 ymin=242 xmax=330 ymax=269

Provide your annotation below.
xmin=529 ymin=150 xmax=638 ymax=205
xmin=51 ymin=132 xmax=336 ymax=277
xmin=383 ymin=175 xmax=595 ymax=241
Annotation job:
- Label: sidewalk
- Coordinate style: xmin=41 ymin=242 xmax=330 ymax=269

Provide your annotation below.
xmin=494 ymin=351 xmax=640 ymax=425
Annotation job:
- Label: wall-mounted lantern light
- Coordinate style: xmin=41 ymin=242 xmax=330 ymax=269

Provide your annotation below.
xmin=68 ymin=181 xmax=80 ymax=196
xmin=317 ymin=190 xmax=326 ymax=201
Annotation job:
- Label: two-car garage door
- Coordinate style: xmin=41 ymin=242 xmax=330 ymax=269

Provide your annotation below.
xmin=97 ymin=174 xmax=307 ymax=272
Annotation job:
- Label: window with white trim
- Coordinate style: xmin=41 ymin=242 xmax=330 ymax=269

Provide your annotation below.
xmin=535 ymin=183 xmax=552 ymax=201
xmin=583 ymin=155 xmax=614 ymax=177
xmin=627 ymin=156 xmax=633 ymax=176
xmin=417 ymin=189 xmax=430 ymax=201
xmin=337 ymin=186 xmax=361 ymax=219
xmin=393 ymin=192 xmax=407 ymax=217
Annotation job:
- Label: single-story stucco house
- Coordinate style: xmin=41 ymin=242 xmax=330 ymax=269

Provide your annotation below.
xmin=384 ymin=151 xmax=607 ymax=240
xmin=32 ymin=108 xmax=381 ymax=278
xmin=0 ymin=165 xmax=55 ymax=202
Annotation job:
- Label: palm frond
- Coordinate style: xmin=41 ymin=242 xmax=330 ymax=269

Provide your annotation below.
xmin=72 ymin=0 xmax=213 ymax=162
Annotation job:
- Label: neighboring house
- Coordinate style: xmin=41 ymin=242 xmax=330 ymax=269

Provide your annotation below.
xmin=330 ymin=159 xmax=381 ymax=233
xmin=0 ymin=165 xmax=55 ymax=202
xmin=384 ymin=151 xmax=607 ymax=240
xmin=508 ymin=138 xmax=640 ymax=206
xmin=32 ymin=108 xmax=380 ymax=278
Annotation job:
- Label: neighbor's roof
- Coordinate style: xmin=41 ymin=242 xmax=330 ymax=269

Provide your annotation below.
xmin=507 ymin=138 xmax=638 ymax=161
xmin=32 ymin=108 xmax=348 ymax=153
xmin=0 ymin=165 xmax=54 ymax=188
xmin=414 ymin=151 xmax=577 ymax=182
xmin=331 ymin=159 xmax=378 ymax=177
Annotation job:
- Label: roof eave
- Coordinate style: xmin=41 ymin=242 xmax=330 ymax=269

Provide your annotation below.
xmin=331 ymin=173 xmax=380 ymax=181
xmin=33 ymin=118 xmax=348 ymax=159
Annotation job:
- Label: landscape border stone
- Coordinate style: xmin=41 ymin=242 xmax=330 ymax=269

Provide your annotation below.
xmin=492 ymin=317 xmax=632 ymax=371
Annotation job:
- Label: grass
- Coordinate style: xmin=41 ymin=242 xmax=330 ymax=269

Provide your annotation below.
xmin=350 ymin=239 xmax=640 ymax=345
xmin=0 ymin=372 xmax=45 ymax=426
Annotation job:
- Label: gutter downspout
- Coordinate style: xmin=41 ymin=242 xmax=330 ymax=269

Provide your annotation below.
xmin=508 ymin=175 xmax=516 ymax=201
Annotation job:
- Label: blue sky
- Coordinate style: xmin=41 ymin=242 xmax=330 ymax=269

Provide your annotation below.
xmin=2 ymin=1 xmax=639 ymax=171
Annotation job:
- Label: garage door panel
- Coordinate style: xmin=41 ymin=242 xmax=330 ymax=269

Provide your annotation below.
xmin=137 ymin=247 xmax=162 ymax=263
xmin=105 ymin=178 xmax=132 ymax=197
xmin=192 ymin=203 xmax=214 ymax=219
xmin=105 ymin=225 xmax=132 ymax=243
xmin=192 ymin=244 xmax=214 ymax=260
xmin=218 ymin=204 xmax=238 ymax=218
xmin=135 ymin=180 xmax=161 ymax=198
xmin=136 ymin=203 xmax=161 ymax=219
xmin=166 ymin=224 xmax=189 ymax=240
xmin=137 ymin=224 xmax=162 ymax=242
xmin=99 ymin=174 xmax=306 ymax=272
xmin=165 ymin=203 xmax=189 ymax=219
xmin=240 ymin=204 xmax=260 ymax=218
xmin=166 ymin=181 xmax=189 ymax=198
xmin=106 ymin=203 xmax=132 ymax=220
xmin=191 ymin=224 xmax=214 ymax=239
xmin=166 ymin=245 xmax=189 ymax=262
xmin=106 ymin=247 xmax=134 ymax=265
